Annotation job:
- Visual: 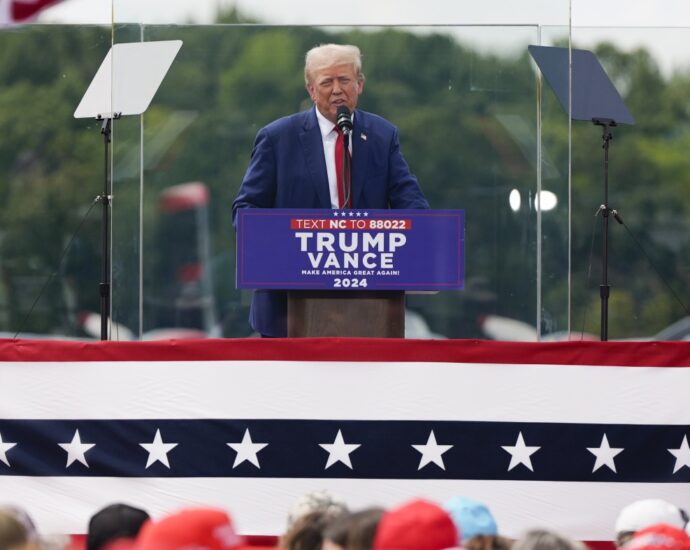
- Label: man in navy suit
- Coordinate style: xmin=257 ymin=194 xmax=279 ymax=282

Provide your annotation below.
xmin=233 ymin=43 xmax=429 ymax=337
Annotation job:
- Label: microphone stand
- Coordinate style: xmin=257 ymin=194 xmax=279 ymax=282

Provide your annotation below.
xmin=341 ymin=129 xmax=352 ymax=209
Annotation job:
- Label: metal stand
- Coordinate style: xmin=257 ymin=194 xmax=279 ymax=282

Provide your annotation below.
xmin=594 ymin=118 xmax=623 ymax=341
xmin=97 ymin=114 xmax=120 ymax=340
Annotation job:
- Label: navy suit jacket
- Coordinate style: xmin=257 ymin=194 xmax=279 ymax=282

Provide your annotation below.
xmin=232 ymin=107 xmax=429 ymax=336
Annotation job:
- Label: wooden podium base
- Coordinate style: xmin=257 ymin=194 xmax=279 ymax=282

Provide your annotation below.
xmin=287 ymin=290 xmax=405 ymax=338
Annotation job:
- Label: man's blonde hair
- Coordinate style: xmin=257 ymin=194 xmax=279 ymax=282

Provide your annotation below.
xmin=304 ymin=44 xmax=364 ymax=85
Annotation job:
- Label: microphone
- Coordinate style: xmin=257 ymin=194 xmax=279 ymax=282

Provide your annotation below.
xmin=336 ymin=105 xmax=353 ymax=135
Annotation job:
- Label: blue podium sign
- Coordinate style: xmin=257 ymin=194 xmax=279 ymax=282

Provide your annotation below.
xmin=236 ymin=209 xmax=464 ymax=291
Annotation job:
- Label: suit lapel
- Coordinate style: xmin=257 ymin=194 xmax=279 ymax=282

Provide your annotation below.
xmin=351 ymin=110 xmax=370 ymax=208
xmin=297 ymin=108 xmax=331 ymax=207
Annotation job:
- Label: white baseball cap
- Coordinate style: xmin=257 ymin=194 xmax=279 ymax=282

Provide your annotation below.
xmin=615 ymin=499 xmax=687 ymax=535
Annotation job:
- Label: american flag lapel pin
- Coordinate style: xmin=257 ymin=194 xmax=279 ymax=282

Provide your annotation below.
xmin=361 ymin=132 xmax=367 ymax=141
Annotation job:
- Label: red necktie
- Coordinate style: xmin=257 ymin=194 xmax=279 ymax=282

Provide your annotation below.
xmin=334 ymin=127 xmax=351 ymax=208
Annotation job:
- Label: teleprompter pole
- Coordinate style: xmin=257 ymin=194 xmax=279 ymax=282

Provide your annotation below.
xmin=97 ymin=114 xmax=120 ymax=341
xmin=594 ymin=118 xmax=623 ymax=341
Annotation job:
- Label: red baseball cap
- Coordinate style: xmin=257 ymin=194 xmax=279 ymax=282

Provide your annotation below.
xmin=373 ymin=499 xmax=460 ymax=550
xmin=623 ymin=524 xmax=690 ymax=550
xmin=136 ymin=508 xmax=246 ymax=550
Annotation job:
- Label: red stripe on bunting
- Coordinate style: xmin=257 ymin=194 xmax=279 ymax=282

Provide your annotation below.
xmin=585 ymin=542 xmax=616 ymax=550
xmin=68 ymin=535 xmax=280 ymax=549
xmin=69 ymin=535 xmax=613 ymax=548
xmin=1 ymin=338 xmax=690 ymax=367
xmin=10 ymin=0 xmax=62 ymax=22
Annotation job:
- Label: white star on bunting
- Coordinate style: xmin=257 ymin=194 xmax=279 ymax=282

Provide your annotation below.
xmin=501 ymin=431 xmax=540 ymax=472
xmin=140 ymin=429 xmax=178 ymax=469
xmin=319 ymin=429 xmax=361 ymax=469
xmin=668 ymin=435 xmax=690 ymax=474
xmin=587 ymin=434 xmax=624 ymax=473
xmin=227 ymin=429 xmax=268 ymax=469
xmin=412 ymin=430 xmax=453 ymax=470
xmin=58 ymin=429 xmax=95 ymax=468
xmin=0 ymin=432 xmax=17 ymax=467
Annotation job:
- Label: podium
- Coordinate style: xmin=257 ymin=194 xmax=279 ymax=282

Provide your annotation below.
xmin=287 ymin=290 xmax=404 ymax=337
xmin=236 ymin=209 xmax=464 ymax=338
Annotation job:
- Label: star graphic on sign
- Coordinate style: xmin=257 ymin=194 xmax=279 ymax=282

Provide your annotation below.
xmin=227 ymin=429 xmax=268 ymax=469
xmin=0 ymin=432 xmax=17 ymax=467
xmin=668 ymin=435 xmax=690 ymax=474
xmin=411 ymin=430 xmax=453 ymax=471
xmin=587 ymin=434 xmax=624 ymax=473
xmin=363 ymin=212 xmax=369 ymax=217
xmin=319 ymin=429 xmax=361 ymax=470
xmin=140 ymin=429 xmax=178 ymax=469
xmin=501 ymin=431 xmax=540 ymax=472
xmin=58 ymin=429 xmax=95 ymax=468
xmin=348 ymin=212 xmax=354 ymax=217
xmin=333 ymin=211 xmax=339 ymax=217
xmin=356 ymin=212 xmax=362 ymax=217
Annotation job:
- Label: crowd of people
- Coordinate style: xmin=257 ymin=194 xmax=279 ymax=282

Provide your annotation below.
xmin=1 ymin=495 xmax=689 ymax=550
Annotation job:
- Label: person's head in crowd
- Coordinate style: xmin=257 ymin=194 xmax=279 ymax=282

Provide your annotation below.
xmin=321 ymin=508 xmax=385 ymax=550
xmin=464 ymin=534 xmax=514 ymax=550
xmin=445 ymin=497 xmax=497 ymax=542
xmin=0 ymin=507 xmax=38 ymax=550
xmin=622 ymin=524 xmax=690 ymax=550
xmin=345 ymin=508 xmax=385 ymax=550
xmin=136 ymin=508 xmax=244 ymax=550
xmin=0 ymin=510 xmax=29 ymax=550
xmin=373 ymin=499 xmax=459 ymax=550
xmin=304 ymin=44 xmax=365 ymax=124
xmin=282 ymin=491 xmax=349 ymax=550
xmin=512 ymin=529 xmax=586 ymax=550
xmin=444 ymin=496 xmax=510 ymax=550
xmin=322 ymin=512 xmax=353 ymax=550
xmin=282 ymin=512 xmax=338 ymax=550
xmin=87 ymin=503 xmax=150 ymax=550
xmin=615 ymin=500 xmax=689 ymax=548
xmin=0 ymin=506 xmax=69 ymax=550
xmin=286 ymin=491 xmax=349 ymax=532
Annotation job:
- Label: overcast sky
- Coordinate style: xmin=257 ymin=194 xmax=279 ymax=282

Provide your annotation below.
xmin=40 ymin=0 xmax=690 ymax=75
xmin=39 ymin=0 xmax=690 ymax=27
